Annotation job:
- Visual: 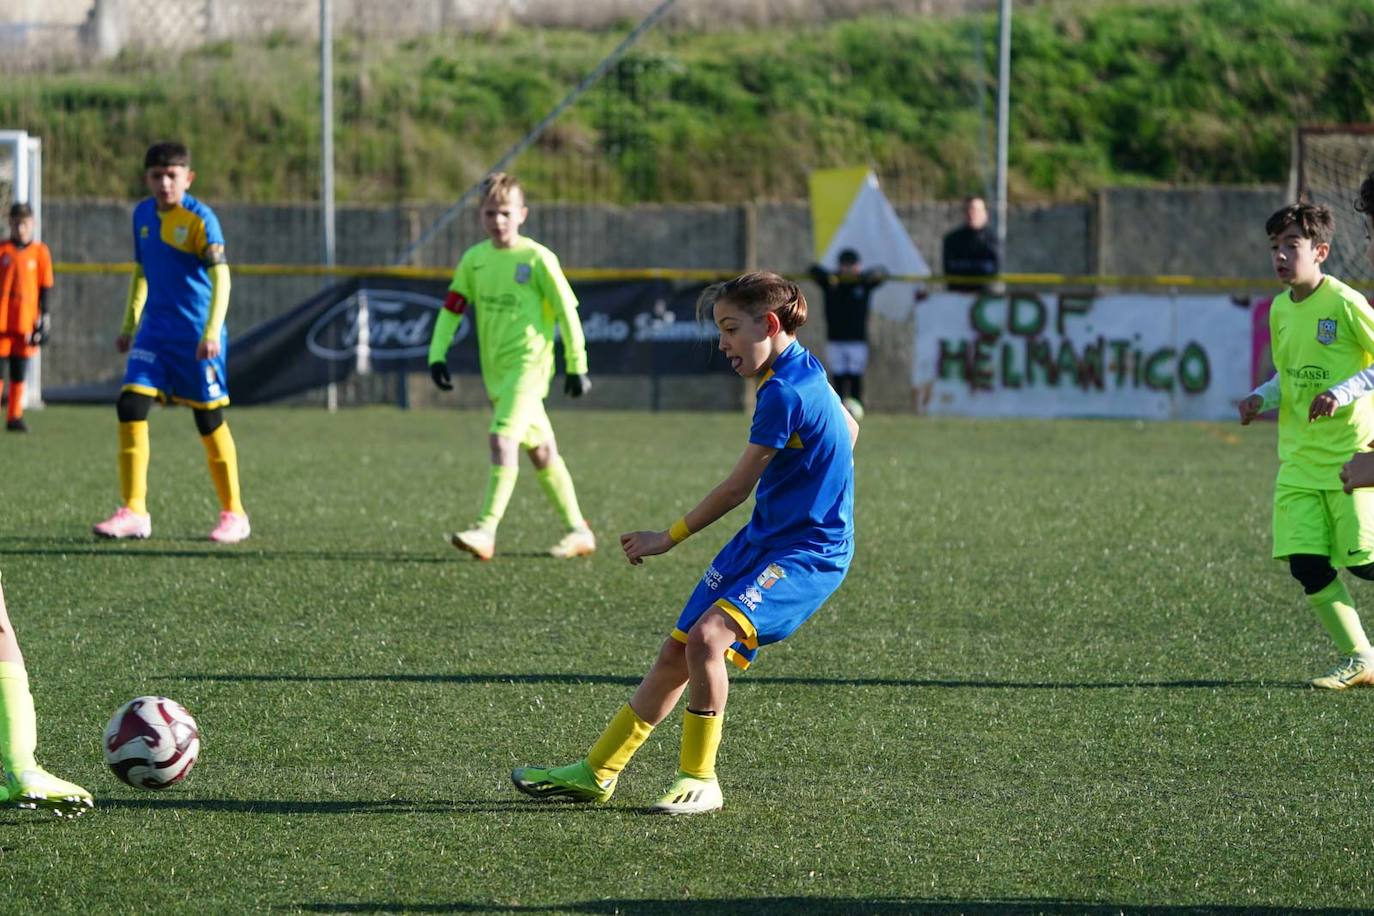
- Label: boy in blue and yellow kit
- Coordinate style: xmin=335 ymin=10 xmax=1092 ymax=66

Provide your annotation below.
xmin=511 ymin=272 xmax=858 ymax=814
xmin=93 ymin=142 xmax=249 ymax=543
xmin=1241 ymin=202 xmax=1374 ymax=688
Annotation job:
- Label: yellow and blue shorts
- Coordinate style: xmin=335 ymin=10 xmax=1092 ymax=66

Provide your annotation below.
xmin=1273 ymin=481 xmax=1374 ymax=566
xmin=672 ymin=526 xmax=852 ymax=669
xmin=122 ymin=331 xmax=229 ymax=409
xmin=488 ymin=375 xmax=553 ymax=449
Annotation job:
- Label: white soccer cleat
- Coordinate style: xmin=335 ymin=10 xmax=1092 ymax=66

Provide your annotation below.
xmin=549 ymin=525 xmax=596 ymax=559
xmin=650 ymin=772 xmax=723 ymax=815
xmin=93 ymin=506 xmax=152 ymax=540
xmin=449 ymin=527 xmax=495 ymax=561
xmin=1310 ymin=655 xmax=1374 ymax=690
xmin=209 ymin=510 xmax=251 ymax=544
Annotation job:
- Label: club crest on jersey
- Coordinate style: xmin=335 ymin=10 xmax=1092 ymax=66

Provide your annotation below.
xmin=174 ymin=225 xmax=190 ymax=246
xmin=756 ymin=563 xmax=786 ymax=590
xmin=140 ymin=226 xmax=149 ymax=239
xmin=1317 ymin=319 xmax=1338 ymax=345
xmin=0 ymin=255 xmax=8 ymax=267
xmin=514 ymin=263 xmax=532 ymax=285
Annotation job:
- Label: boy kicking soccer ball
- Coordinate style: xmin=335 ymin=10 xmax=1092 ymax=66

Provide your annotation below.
xmin=1240 ymin=200 xmax=1374 ymax=689
xmin=427 ymin=173 xmax=594 ymax=561
xmin=512 ymin=272 xmax=857 ymax=814
xmin=0 ymin=573 xmax=92 ymax=816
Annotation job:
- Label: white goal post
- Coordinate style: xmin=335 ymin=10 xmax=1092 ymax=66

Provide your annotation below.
xmin=0 ymin=130 xmax=44 ymax=408
xmin=1291 ymin=124 xmax=1374 ymax=291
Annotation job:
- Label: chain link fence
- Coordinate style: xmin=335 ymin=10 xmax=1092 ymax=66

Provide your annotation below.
xmin=3 ymin=0 xmax=1002 ymax=408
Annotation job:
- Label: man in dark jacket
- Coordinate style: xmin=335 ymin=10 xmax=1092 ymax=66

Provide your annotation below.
xmin=941 ymin=196 xmax=999 ymax=292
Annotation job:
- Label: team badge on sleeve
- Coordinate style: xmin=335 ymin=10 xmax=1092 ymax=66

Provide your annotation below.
xmin=1317 ymin=319 xmax=1337 ymax=345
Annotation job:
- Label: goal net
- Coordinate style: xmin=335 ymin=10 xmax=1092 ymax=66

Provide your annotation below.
xmin=0 ymin=132 xmax=43 ymax=407
xmin=1292 ymin=125 xmax=1374 ymax=290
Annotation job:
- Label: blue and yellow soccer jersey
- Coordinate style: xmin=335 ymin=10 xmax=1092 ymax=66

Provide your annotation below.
xmin=132 ymin=193 xmax=225 ymax=342
xmin=448 ymin=237 xmax=587 ymax=396
xmin=1270 ymin=275 xmax=1374 ymax=489
xmin=747 ymin=341 xmax=855 ymax=549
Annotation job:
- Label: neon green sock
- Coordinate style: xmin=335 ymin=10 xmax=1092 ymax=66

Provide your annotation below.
xmin=536 ymin=455 xmax=586 ymax=531
xmin=1307 ymin=578 xmax=1373 ymax=655
xmin=475 ymin=464 xmax=519 ymax=531
xmin=0 ymin=661 xmax=38 ymax=776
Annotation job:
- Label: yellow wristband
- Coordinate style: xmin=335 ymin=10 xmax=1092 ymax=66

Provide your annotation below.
xmin=668 ymin=517 xmax=692 ymax=544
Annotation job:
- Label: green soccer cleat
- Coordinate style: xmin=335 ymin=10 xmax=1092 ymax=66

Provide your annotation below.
xmin=1310 ymin=655 xmax=1374 ymax=690
xmin=649 ymin=772 xmax=723 ymax=816
xmin=5 ymin=767 xmax=94 ymax=817
xmin=511 ymin=760 xmax=615 ymax=803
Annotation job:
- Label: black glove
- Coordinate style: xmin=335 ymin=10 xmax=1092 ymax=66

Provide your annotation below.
xmin=429 ymin=362 xmax=453 ymax=391
xmin=29 ymin=313 xmax=49 ymax=347
xmin=564 ymin=373 xmax=591 ymax=398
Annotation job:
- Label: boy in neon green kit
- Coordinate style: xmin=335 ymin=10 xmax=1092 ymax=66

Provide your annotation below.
xmin=427 ymin=173 xmax=594 ymax=561
xmin=1240 ymin=202 xmax=1374 ymax=689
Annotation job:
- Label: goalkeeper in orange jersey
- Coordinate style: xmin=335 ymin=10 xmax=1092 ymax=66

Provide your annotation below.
xmin=427 ymin=173 xmax=594 ymax=561
xmin=0 ymin=571 xmax=92 ymax=816
xmin=0 ymin=203 xmax=54 ymax=433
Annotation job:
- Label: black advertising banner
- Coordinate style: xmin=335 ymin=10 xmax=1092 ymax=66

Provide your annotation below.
xmin=48 ymin=278 xmax=726 ymax=405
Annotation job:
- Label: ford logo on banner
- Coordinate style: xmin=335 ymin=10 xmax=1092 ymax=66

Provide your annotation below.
xmin=305 ymin=289 xmax=470 ymax=362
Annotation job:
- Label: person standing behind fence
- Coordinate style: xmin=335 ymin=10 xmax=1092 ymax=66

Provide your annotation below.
xmin=809 ymin=248 xmax=885 ymax=417
xmin=427 ymin=172 xmax=595 ymax=562
xmin=0 ymin=203 xmax=53 ymax=433
xmin=1240 ymin=201 xmax=1374 ymax=690
xmin=92 ymin=141 xmax=250 ymax=544
xmin=941 ymin=195 xmax=999 ymax=292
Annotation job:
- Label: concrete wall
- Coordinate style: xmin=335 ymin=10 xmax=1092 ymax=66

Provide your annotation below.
xmin=36 ymin=185 xmax=1286 ymax=411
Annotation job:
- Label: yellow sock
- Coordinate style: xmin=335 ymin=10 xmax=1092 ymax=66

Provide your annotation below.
xmin=585 ymin=704 xmax=654 ymax=782
xmin=679 ymin=709 xmax=724 ymax=780
xmin=201 ymin=423 xmax=244 ymax=514
xmin=0 ymin=661 xmax=38 ymax=775
xmin=118 ymin=420 xmax=150 ymax=515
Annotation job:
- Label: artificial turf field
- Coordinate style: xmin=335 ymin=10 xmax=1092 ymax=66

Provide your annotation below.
xmin=2 ymin=405 xmax=1372 ymax=915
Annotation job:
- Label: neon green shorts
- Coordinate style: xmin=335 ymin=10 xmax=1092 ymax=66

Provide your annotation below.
xmin=489 ymin=378 xmax=553 ymax=450
xmin=1273 ymin=483 xmax=1374 ymax=566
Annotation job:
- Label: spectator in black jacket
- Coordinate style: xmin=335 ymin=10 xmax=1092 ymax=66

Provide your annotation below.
xmin=941 ymin=195 xmax=999 ymax=292
xmin=809 ymin=248 xmax=886 ymax=416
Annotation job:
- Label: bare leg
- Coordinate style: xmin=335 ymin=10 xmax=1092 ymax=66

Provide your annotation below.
xmin=629 ymin=638 xmax=690 ymax=725
xmin=684 ymin=608 xmax=747 ymax=714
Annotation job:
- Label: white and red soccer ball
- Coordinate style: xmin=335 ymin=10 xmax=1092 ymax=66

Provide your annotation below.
xmin=102 ymin=696 xmax=201 ymax=790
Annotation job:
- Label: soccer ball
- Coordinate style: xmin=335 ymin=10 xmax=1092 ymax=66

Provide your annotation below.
xmin=103 ymin=696 xmax=201 ymax=790
xmin=841 ymin=396 xmax=865 ymax=422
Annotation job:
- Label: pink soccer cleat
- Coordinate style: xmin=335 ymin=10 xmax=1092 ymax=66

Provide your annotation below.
xmin=92 ymin=507 xmax=152 ymax=540
xmin=209 ymin=511 xmax=251 ymax=544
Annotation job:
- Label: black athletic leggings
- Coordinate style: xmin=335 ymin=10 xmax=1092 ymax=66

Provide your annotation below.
xmin=116 ymin=391 xmax=223 ymax=436
xmin=1289 ymin=553 xmax=1374 ymax=594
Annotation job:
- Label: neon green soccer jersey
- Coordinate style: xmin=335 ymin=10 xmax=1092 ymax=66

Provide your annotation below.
xmin=429 ymin=236 xmax=588 ymax=396
xmin=1270 ymin=275 xmax=1374 ymax=488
